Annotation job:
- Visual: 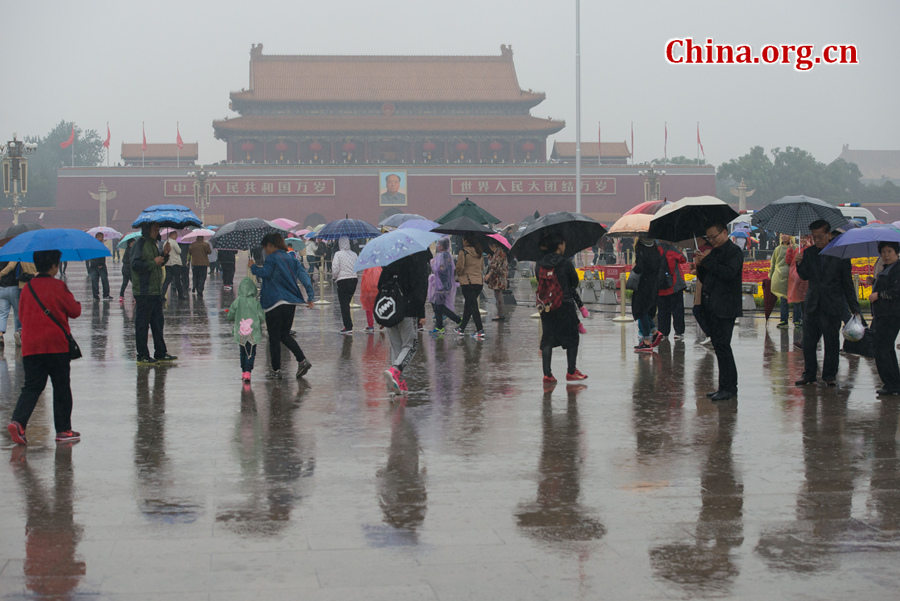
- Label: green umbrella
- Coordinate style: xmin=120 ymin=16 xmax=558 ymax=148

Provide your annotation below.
xmin=435 ymin=197 xmax=500 ymax=225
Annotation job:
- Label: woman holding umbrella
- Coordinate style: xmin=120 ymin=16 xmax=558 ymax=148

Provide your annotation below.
xmin=455 ymin=234 xmax=485 ymax=339
xmin=869 ymin=241 xmax=900 ymax=395
xmin=535 ymin=231 xmax=587 ymax=383
xmin=632 ymin=238 xmax=663 ymax=351
xmin=484 ymin=238 xmax=509 ymax=321
xmin=249 ymin=232 xmax=315 ymax=379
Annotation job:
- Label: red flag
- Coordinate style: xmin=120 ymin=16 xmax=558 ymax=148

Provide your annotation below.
xmin=630 ymin=121 xmax=634 ymax=161
xmin=59 ymin=125 xmax=75 ymax=149
xmin=664 ymin=122 xmax=668 ymax=157
xmin=697 ymin=123 xmax=705 ymax=158
xmin=142 ymin=123 xmax=147 ymax=151
xmin=103 ymin=123 xmax=110 ymax=149
xmin=176 ymin=124 xmax=184 ymax=150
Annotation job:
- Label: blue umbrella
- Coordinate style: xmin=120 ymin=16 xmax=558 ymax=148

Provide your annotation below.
xmin=821 ymin=224 xmax=900 ymax=259
xmin=132 ymin=204 xmax=202 ymax=229
xmin=315 ymin=218 xmax=381 ymax=241
xmin=355 ymin=229 xmax=442 ymax=272
xmin=117 ymin=231 xmax=141 ymax=249
xmin=398 ymin=218 xmax=440 ymax=232
xmin=730 ymin=231 xmax=749 ymax=239
xmin=0 ymin=228 xmax=110 ymax=262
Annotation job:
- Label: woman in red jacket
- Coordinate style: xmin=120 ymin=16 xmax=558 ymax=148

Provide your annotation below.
xmin=6 ymin=250 xmax=82 ymax=445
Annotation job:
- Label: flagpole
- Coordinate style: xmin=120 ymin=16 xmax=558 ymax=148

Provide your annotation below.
xmin=176 ymin=121 xmax=180 ymax=168
xmin=697 ymin=121 xmax=700 ymax=165
xmin=574 ymin=0 xmax=582 ymax=215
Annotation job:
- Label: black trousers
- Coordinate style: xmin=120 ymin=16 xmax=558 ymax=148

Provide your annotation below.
xmin=12 ymin=353 xmax=73 ymax=432
xmin=708 ymin=315 xmax=737 ymax=392
xmin=240 ymin=343 xmax=257 ymax=372
xmin=134 ymin=295 xmax=167 ymax=359
xmin=89 ymin=266 xmax=110 ymax=298
xmin=221 ymin=262 xmax=236 ymax=287
xmin=692 ymin=305 xmax=711 ymax=337
xmin=459 ymin=284 xmax=483 ymax=331
xmin=119 ymin=271 xmax=131 ymax=297
xmin=336 ymin=278 xmax=358 ymax=330
xmin=192 ymin=265 xmax=208 ymax=295
xmin=802 ymin=310 xmax=842 ymax=381
xmin=542 ymin=342 xmax=578 ymax=377
xmin=874 ymin=314 xmax=900 ymax=390
xmin=432 ymin=303 xmax=460 ymax=328
xmin=162 ymin=265 xmax=185 ymax=300
xmin=264 ymin=304 xmax=305 ymax=371
xmin=657 ymin=292 xmax=685 ymax=335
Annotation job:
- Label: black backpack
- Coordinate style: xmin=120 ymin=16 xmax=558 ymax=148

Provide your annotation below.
xmin=373 ymin=275 xmax=406 ymax=327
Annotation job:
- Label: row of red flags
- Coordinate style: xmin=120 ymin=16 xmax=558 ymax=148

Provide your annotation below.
xmin=597 ymin=122 xmax=706 ymax=160
xmin=59 ymin=123 xmax=184 ymax=151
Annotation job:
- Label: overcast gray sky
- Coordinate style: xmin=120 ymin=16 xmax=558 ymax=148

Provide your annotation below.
xmin=3 ymin=0 xmax=895 ymax=166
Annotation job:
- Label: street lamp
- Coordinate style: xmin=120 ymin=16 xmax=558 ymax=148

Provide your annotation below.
xmin=1 ymin=134 xmax=38 ymax=225
xmin=637 ymin=165 xmax=666 ymax=202
xmin=186 ymin=166 xmax=217 ymax=224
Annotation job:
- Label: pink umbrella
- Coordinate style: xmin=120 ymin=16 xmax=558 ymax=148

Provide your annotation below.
xmin=85 ymin=226 xmax=122 ymax=241
xmin=159 ymin=227 xmax=179 ymax=238
xmin=179 ymin=228 xmax=216 ymax=243
xmin=272 ymin=218 xmax=300 ymax=230
xmin=293 ymin=228 xmax=311 ymax=237
xmin=487 ymin=233 xmax=511 ymax=250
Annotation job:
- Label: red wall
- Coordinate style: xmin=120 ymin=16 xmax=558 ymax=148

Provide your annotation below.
xmin=37 ymin=164 xmax=716 ymax=232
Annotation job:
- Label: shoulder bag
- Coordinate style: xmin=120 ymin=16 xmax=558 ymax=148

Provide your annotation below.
xmin=26 ymin=281 xmax=82 ymax=360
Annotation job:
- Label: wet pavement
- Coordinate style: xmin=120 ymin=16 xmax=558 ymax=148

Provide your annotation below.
xmin=1 ymin=262 xmax=899 ymax=600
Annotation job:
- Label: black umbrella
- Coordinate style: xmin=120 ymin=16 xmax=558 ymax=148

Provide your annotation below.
xmin=648 ymin=196 xmax=739 ymax=242
xmin=751 ymin=195 xmax=847 ymax=235
xmin=431 ymin=216 xmax=494 ymax=236
xmin=510 ymin=212 xmax=607 ymax=261
xmin=210 ymin=218 xmax=288 ymax=250
xmin=0 ymin=222 xmax=43 ymax=246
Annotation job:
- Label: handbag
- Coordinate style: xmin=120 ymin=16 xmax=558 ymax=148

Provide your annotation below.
xmin=373 ymin=275 xmax=407 ymax=327
xmin=625 ymin=270 xmax=640 ymax=291
xmin=26 ymin=281 xmax=82 ymax=360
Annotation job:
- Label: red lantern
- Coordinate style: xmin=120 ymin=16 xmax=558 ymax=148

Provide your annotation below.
xmin=309 ymin=141 xmax=323 ymax=152
xmin=522 ymin=141 xmax=536 ymax=151
xmin=489 ymin=141 xmax=503 ymax=151
xmin=342 ymin=142 xmax=356 ymax=152
xmin=422 ymin=141 xmax=436 ymax=152
xmin=241 ymin=142 xmax=255 ymax=152
xmin=455 ymin=142 xmax=469 ymax=152
xmin=275 ymin=142 xmax=288 ymax=152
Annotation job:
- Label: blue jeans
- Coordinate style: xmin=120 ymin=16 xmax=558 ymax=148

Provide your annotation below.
xmin=240 ymin=343 xmax=257 ymax=372
xmin=637 ymin=314 xmax=655 ymax=341
xmin=0 ymin=285 xmax=21 ymax=333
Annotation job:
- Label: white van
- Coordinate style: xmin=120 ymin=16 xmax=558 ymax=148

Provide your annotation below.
xmin=837 ymin=203 xmax=876 ymax=224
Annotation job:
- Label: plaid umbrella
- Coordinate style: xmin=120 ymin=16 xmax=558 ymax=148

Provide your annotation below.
xmin=315 ymin=218 xmax=381 ymax=241
xmin=210 ymin=218 xmax=288 ymax=250
xmin=751 ymin=195 xmax=846 ymax=235
xmin=132 ymin=204 xmax=202 ymax=229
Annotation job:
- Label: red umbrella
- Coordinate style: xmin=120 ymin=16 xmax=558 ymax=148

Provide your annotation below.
xmin=762 ymin=277 xmax=777 ymax=320
xmin=623 ymin=200 xmax=670 ymax=216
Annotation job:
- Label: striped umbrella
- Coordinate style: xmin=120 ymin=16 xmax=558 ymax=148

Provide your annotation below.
xmin=315 ymin=218 xmax=381 ymax=241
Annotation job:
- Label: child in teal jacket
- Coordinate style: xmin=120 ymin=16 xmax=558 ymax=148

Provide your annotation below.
xmin=226 ymin=277 xmax=266 ymax=382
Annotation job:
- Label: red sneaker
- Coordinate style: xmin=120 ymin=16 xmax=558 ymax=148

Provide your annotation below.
xmin=542 ymin=375 xmax=557 ymax=384
xmin=398 ymin=378 xmax=408 ymax=393
xmin=384 ymin=367 xmax=402 ymax=393
xmin=7 ymin=421 xmax=26 ymax=445
xmin=634 ymin=342 xmax=654 ymax=353
xmin=566 ymin=370 xmax=588 ymax=381
xmin=651 ymin=331 xmax=665 ymax=347
xmin=55 ymin=430 xmax=81 ymax=443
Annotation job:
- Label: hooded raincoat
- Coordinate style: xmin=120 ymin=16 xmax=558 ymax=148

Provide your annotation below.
xmin=427 ymin=248 xmax=458 ymax=309
xmin=226 ymin=277 xmax=266 ymax=345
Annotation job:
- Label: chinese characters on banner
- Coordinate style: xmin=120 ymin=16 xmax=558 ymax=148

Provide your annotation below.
xmin=164 ymin=178 xmax=335 ymax=197
xmin=450 ymin=176 xmax=616 ymax=196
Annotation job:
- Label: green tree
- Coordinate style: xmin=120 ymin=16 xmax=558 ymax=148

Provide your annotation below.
xmin=7 ymin=120 xmax=104 ymax=208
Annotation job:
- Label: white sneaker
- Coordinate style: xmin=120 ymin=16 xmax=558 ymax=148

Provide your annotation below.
xmin=698 ymin=336 xmax=712 ymax=346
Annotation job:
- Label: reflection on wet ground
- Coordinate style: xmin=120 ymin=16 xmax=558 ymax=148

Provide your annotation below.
xmin=1 ymin=263 xmax=899 ymax=600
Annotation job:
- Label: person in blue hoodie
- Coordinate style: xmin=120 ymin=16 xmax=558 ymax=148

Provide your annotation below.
xmin=249 ymin=233 xmax=315 ymax=379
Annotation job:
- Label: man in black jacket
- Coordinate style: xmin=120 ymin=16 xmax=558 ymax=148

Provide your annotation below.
xmin=86 ymin=233 xmax=112 ymax=300
xmin=696 ymin=223 xmax=743 ymax=401
xmin=796 ymin=219 xmax=860 ymax=386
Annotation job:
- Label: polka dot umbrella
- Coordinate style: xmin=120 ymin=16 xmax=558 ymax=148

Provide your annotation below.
xmin=210 ymin=218 xmax=288 ymax=250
